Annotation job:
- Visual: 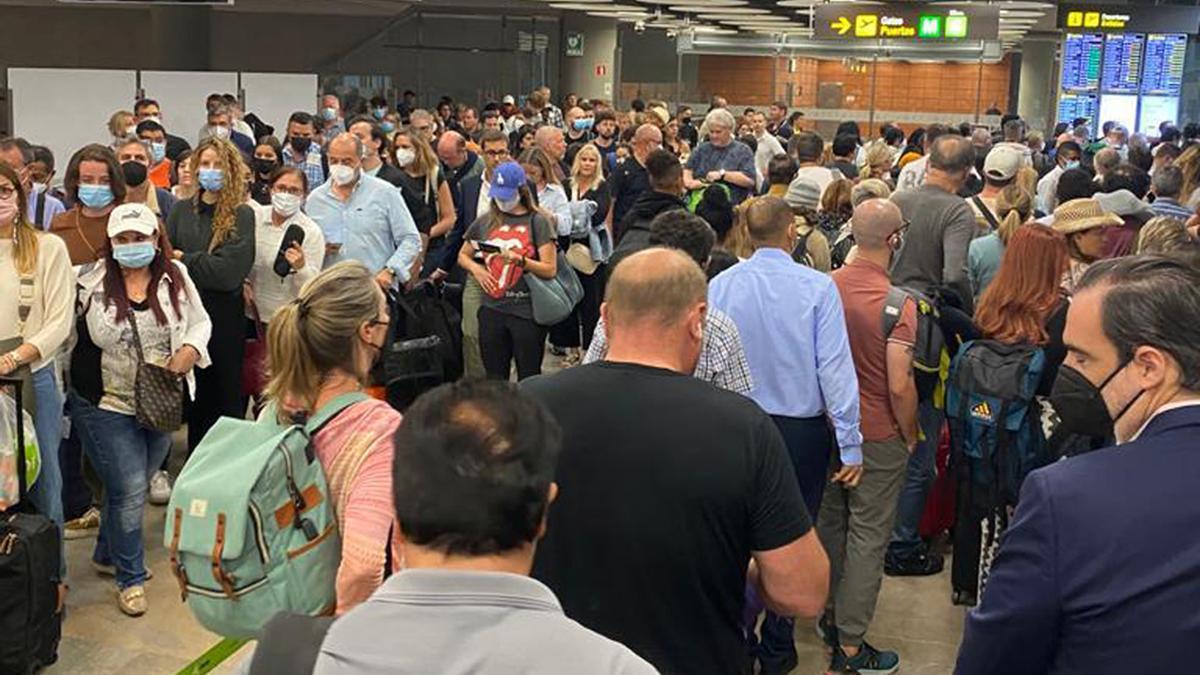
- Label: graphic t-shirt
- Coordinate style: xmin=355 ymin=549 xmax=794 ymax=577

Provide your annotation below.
xmin=98 ymin=299 xmax=174 ymax=415
xmin=463 ymin=211 xmax=554 ymax=320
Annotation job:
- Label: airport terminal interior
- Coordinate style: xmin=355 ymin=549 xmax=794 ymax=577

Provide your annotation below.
xmin=2 ymin=0 xmax=1199 ymax=673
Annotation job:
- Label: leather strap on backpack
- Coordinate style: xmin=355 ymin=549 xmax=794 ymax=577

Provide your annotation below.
xmin=169 ymin=507 xmax=189 ymax=601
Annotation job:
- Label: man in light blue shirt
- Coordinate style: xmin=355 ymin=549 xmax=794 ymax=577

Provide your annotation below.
xmin=708 ymin=195 xmax=862 ymax=675
xmin=307 ymin=133 xmax=421 ymax=288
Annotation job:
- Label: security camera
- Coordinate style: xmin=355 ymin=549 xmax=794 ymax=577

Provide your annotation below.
xmin=634 ymin=20 xmax=646 ymax=33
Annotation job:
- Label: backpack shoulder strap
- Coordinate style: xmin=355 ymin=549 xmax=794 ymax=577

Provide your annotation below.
xmin=971 ymin=195 xmax=1000 ymax=230
xmin=249 ymin=613 xmax=336 ymax=675
xmin=306 ymin=392 xmax=371 ymax=435
xmin=882 ymin=286 xmax=909 ymax=338
xmin=34 ymin=191 xmax=46 ymax=228
xmin=792 ymin=227 xmax=812 ymax=264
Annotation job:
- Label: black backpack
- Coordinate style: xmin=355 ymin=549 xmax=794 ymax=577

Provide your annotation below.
xmin=881 ymin=286 xmax=948 ymax=402
xmin=0 ymin=378 xmax=62 ymax=674
xmin=382 ymin=282 xmax=463 ymax=412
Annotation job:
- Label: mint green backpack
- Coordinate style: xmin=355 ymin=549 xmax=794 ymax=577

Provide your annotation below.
xmin=163 ymin=393 xmax=367 ymax=639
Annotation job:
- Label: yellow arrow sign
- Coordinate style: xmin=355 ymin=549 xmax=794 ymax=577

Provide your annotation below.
xmin=831 ymin=16 xmax=851 ymax=34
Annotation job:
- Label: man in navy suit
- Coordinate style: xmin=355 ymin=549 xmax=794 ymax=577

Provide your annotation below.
xmin=955 ymin=255 xmax=1200 ymax=675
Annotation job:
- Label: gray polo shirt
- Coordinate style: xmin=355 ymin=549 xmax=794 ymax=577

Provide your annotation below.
xmin=314 ymin=569 xmax=659 ymax=675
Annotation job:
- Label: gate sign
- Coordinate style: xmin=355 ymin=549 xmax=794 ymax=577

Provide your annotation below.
xmin=815 ymin=3 xmax=999 ymax=41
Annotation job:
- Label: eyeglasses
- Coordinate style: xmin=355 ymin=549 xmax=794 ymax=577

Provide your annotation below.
xmin=272 ymin=186 xmax=305 ymax=197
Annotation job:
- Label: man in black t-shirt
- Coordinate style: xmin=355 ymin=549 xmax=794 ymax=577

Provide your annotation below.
xmin=525 ymin=248 xmax=830 ymax=675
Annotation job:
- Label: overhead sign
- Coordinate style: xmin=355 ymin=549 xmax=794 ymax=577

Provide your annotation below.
xmin=815 ymin=4 xmax=999 ymax=41
xmin=1057 ymin=5 xmax=1200 ymax=34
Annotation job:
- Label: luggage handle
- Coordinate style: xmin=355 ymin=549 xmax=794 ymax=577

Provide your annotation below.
xmin=0 ymin=377 xmax=27 ymax=508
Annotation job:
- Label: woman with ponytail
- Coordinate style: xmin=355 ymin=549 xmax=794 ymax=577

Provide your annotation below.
xmin=969 ymin=183 xmax=1033 ymax=298
xmin=266 ymin=261 xmax=401 ymax=613
xmin=165 ymin=137 xmax=255 ymax=452
xmin=0 ymin=161 xmax=75 ymax=590
xmin=391 ymin=127 xmax=455 ymax=276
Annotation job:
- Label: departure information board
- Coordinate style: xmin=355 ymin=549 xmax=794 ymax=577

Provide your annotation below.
xmin=1142 ymin=33 xmax=1186 ymax=95
xmin=1101 ymin=33 xmax=1144 ymax=93
xmin=1058 ymin=93 xmax=1099 ymax=125
xmin=1061 ymin=33 xmax=1103 ymax=90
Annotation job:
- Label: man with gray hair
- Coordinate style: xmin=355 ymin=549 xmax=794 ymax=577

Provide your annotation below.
xmin=957 ymin=255 xmax=1200 ymax=675
xmin=886 ymin=133 xmax=976 ymax=579
xmin=820 ymin=198 xmax=919 ymax=674
xmin=306 ymin=133 xmax=420 ymax=287
xmin=526 ymin=247 xmax=828 ymax=675
xmin=1149 ymin=165 xmax=1194 ymax=220
xmin=1093 ymin=147 xmax=1120 ymax=183
xmin=684 ymin=107 xmax=757 ymax=204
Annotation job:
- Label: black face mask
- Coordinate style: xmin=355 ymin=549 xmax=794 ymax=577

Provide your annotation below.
xmin=681 ymin=117 xmax=692 ymax=126
xmin=1050 ymin=360 xmax=1143 ymax=439
xmin=290 ymin=136 xmax=313 ymax=154
xmin=121 ymin=160 xmax=147 ymax=187
xmin=252 ymin=158 xmax=278 ymax=177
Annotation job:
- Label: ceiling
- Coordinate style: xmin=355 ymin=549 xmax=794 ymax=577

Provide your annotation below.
xmin=526 ymin=0 xmax=1059 ymax=50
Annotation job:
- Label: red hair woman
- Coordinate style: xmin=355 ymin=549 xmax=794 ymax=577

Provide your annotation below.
xmin=974 ymin=223 xmax=1071 ymax=394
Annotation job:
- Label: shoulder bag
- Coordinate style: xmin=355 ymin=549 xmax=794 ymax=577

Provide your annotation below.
xmin=128 ymin=311 xmax=184 ymax=433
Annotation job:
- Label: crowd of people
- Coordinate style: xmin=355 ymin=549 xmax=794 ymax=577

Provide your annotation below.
xmin=1 ymin=84 xmax=1199 ymax=675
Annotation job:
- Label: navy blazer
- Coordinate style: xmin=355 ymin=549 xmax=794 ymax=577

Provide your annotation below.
xmin=437 ymin=173 xmax=482 ymax=273
xmin=955 ymin=403 xmax=1200 ymax=675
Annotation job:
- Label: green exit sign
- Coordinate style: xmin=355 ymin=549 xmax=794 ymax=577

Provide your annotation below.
xmin=945 ymin=15 xmax=969 ymax=38
xmin=918 ymin=15 xmax=942 ymax=38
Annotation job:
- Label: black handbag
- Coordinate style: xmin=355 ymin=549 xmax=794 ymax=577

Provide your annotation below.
xmin=128 ymin=312 xmax=183 ymax=433
xmin=0 ymin=377 xmax=62 ymax=673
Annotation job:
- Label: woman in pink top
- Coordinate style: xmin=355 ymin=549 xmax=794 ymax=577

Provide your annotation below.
xmin=265 ymin=261 xmax=401 ymax=613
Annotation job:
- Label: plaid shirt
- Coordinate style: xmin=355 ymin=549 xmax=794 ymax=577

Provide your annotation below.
xmin=583 ymin=307 xmax=753 ymax=395
xmin=538 ymin=105 xmax=565 ymax=129
xmin=282 ymin=145 xmax=326 ymax=193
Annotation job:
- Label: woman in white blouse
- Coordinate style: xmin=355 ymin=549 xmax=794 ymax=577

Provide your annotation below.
xmin=245 ymin=167 xmax=326 ymax=323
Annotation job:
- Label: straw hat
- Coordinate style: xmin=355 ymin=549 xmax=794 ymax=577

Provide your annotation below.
xmin=1052 ymin=198 xmax=1123 ymax=235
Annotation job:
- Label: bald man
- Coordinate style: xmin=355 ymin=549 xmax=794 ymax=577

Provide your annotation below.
xmin=307 ymin=133 xmax=421 ymax=288
xmin=608 ymin=124 xmax=663 ymax=229
xmin=526 ymin=247 xmax=828 ymax=675
xmin=817 ymin=199 xmax=919 ymax=674
xmin=437 ymin=130 xmax=485 ymax=194
xmin=708 ymin=196 xmax=862 ymax=674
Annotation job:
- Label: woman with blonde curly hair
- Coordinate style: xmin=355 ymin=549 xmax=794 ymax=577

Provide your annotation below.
xmin=165 ymin=136 xmax=255 ymax=451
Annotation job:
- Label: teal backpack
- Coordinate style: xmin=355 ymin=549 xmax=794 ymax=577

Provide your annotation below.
xmin=163 ymin=393 xmax=367 ymax=639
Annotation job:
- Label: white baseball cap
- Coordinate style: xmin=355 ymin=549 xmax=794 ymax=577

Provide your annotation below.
xmin=502 ymin=95 xmax=516 ymax=105
xmin=106 ymin=202 xmax=159 ymax=238
xmin=983 ymin=145 xmax=1023 ymax=182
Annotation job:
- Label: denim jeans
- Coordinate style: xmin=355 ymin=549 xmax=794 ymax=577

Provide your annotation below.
xmin=27 ymin=365 xmax=65 ymax=579
xmin=80 ymin=404 xmax=171 ymax=589
xmin=888 ymin=400 xmax=945 ymax=555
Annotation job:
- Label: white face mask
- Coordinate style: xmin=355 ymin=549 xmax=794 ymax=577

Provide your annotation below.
xmin=330 ymin=164 xmax=358 ymax=186
xmin=394 ymin=148 xmax=417 ymax=168
xmin=210 ymin=125 xmax=231 ymax=140
xmin=271 ymin=192 xmax=303 ymax=217
xmin=124 ymin=126 xmax=136 ymax=137
xmin=496 ymin=196 xmax=521 ymax=212
xmin=31 ymin=182 xmax=46 ymax=195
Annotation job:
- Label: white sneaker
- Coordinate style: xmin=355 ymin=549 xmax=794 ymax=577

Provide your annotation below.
xmin=148 ymin=471 xmax=171 ymax=506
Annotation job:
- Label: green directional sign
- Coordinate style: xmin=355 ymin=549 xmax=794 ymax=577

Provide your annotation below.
xmin=918 ymin=15 xmax=942 ymax=38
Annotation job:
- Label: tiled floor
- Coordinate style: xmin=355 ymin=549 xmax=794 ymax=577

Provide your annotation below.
xmin=51 ymin=504 xmax=966 ymax=674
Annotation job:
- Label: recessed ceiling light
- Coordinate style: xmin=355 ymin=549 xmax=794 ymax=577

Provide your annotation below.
xmin=551 ymin=2 xmax=642 ymax=9
xmin=671 ymin=5 xmax=766 ymax=13
xmin=638 ymin=0 xmax=746 ymax=5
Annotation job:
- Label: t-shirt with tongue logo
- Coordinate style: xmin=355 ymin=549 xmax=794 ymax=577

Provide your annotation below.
xmin=464 ymin=211 xmax=555 ymax=320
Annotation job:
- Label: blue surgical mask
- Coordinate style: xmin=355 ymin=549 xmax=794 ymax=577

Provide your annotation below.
xmin=573 ymin=118 xmax=594 ymax=132
xmin=1065 ymin=160 xmax=1080 ymax=170
xmin=112 ymin=241 xmax=157 ymax=269
xmin=373 ymin=107 xmax=387 ymax=120
xmin=321 ymin=107 xmax=338 ymax=122
xmin=198 ymin=167 xmax=225 ymax=192
xmin=381 ymin=121 xmax=396 ymax=134
xmin=78 ymin=184 xmax=114 ymax=209
xmin=150 ymin=142 xmax=167 ymax=164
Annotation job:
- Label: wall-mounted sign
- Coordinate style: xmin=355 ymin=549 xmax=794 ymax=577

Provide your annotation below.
xmin=815 ymin=3 xmax=999 ymax=40
xmin=1057 ymin=5 xmax=1200 ymax=34
xmin=566 ymin=32 xmax=585 ymax=57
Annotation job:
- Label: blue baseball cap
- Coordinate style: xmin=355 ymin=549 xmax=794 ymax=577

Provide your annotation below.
xmin=490 ymin=161 xmax=526 ymax=202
